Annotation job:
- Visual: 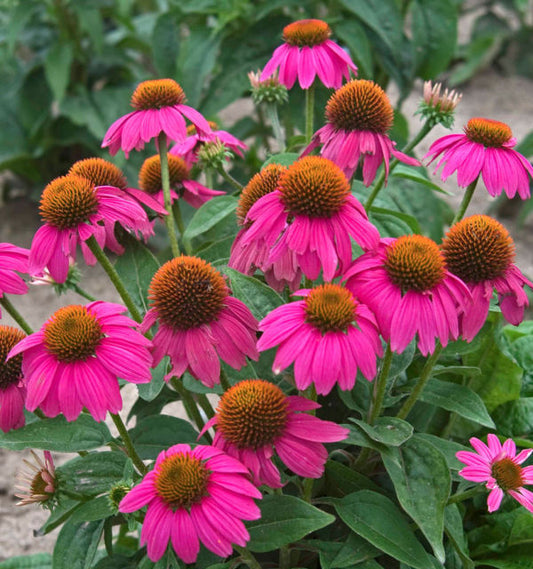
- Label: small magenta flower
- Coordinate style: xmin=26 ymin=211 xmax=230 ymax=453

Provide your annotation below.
xmin=15 ymin=451 xmax=57 ymax=507
xmin=8 ymin=301 xmax=153 ymax=421
xmin=0 ymin=326 xmax=26 ymax=432
xmin=261 ymin=19 xmax=357 ymax=89
xmin=119 ymin=444 xmax=261 ymax=563
xmin=442 ymin=215 xmax=533 ymax=340
xmin=425 ymin=117 xmax=533 ymax=199
xmin=201 ymin=379 xmax=349 ymax=487
xmin=0 ymin=243 xmax=29 ymax=313
xmin=102 ymin=79 xmax=212 ymax=157
xmin=258 ymin=285 xmax=383 ymax=395
xmin=457 ymin=435 xmax=533 ymax=513
xmin=303 ymin=80 xmax=420 ymax=183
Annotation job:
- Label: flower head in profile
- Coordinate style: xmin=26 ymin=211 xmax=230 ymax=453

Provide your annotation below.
xmin=119 ymin=444 xmax=261 ymax=563
xmin=102 ymin=79 xmax=212 ymax=157
xmin=424 ymin=118 xmax=533 ymax=199
xmin=141 ymin=256 xmax=259 ymax=387
xmin=343 ymin=235 xmax=472 ymax=355
xmin=258 ymin=284 xmax=383 ymax=395
xmin=29 ymin=174 xmax=152 ymax=283
xmin=202 ymin=379 xmax=349 ymax=487
xmin=303 ymin=80 xmax=420 ymax=182
xmin=442 ymin=215 xmax=533 ymax=340
xmin=15 ymin=451 xmax=56 ymax=507
xmin=0 ymin=243 xmax=29 ymax=313
xmin=457 ymin=435 xmax=533 ymax=513
xmin=261 ymin=19 xmax=357 ymax=89
xmin=240 ymin=156 xmax=380 ymax=284
xmin=138 ymin=154 xmax=224 ymax=209
xmin=8 ymin=301 xmax=152 ymax=421
xmin=0 ymin=326 xmax=26 ymax=432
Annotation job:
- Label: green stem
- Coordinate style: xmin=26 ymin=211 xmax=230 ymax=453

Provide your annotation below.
xmin=452 ymin=177 xmax=479 ymax=225
xmin=72 ymin=284 xmax=96 ymax=302
xmin=396 ymin=344 xmax=443 ymax=420
xmin=305 ymin=83 xmax=315 ymax=144
xmin=367 ymin=343 xmax=393 ymax=425
xmin=0 ymin=296 xmax=33 ymax=334
xmin=170 ymin=377 xmax=209 ymax=440
xmin=219 ymin=368 xmax=232 ymax=391
xmin=365 ymin=120 xmax=432 ymax=211
xmin=158 ymin=132 xmax=181 ymax=258
xmin=265 ymin=102 xmax=285 ymax=151
xmin=279 ymin=544 xmax=291 ymax=569
xmin=216 ymin=166 xmax=244 ymax=192
xmin=110 ymin=413 xmax=147 ymax=475
xmin=447 ymin=486 xmax=482 ymax=505
xmin=85 ymin=236 xmax=143 ymax=323
xmin=172 ymin=202 xmax=191 ymax=255
xmin=235 ymin=546 xmax=262 ymax=569
xmin=256 ymin=105 xmax=272 ymax=154
xmin=196 ymin=393 xmax=215 ymax=420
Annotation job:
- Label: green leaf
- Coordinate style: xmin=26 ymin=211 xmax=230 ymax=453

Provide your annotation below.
xmin=369 ymin=207 xmax=421 ymax=235
xmin=69 ymin=495 xmax=114 ymax=523
xmin=509 ymin=512 xmax=533 ymax=547
xmin=508 ymin=335 xmax=533 ymax=396
xmin=369 ymin=209 xmax=416 ymax=238
xmin=152 ymin=13 xmax=180 ymax=77
xmin=381 ymin=436 xmax=451 ymax=563
xmin=343 ymin=423 xmax=383 ymax=450
xmin=418 ymin=378 xmax=495 ymax=428
xmin=475 ymin=558 xmax=533 ymax=569
xmin=416 ymin=434 xmax=468 ymax=471
xmin=38 ymin=497 xmax=82 ymax=536
xmin=262 ymin=152 xmax=300 ymax=167
xmin=493 ymin=398 xmax=533 ymax=438
xmin=0 ymin=415 xmax=111 ymax=452
xmin=247 ymin=494 xmax=335 ymax=552
xmin=183 ymin=195 xmax=238 ymax=241
xmin=334 ymin=490 xmax=435 ymax=569
xmin=324 ymin=460 xmax=382 ymax=497
xmin=350 ymin=417 xmax=413 ymax=447
xmin=53 ymin=520 xmax=105 ymax=569
xmin=392 ymin=164 xmax=452 ymax=195
xmin=335 ymin=19 xmax=373 ymax=79
xmin=450 ymin=34 xmax=503 ymax=86
xmin=445 ymin=504 xmax=474 ymax=569
xmin=222 ymin=267 xmax=284 ymax=320
xmin=137 ymin=358 xmax=168 ymax=402
xmin=0 ymin=554 xmax=52 ymax=569
xmin=309 ymin=534 xmax=380 ymax=568
xmin=44 ymin=42 xmax=74 ymax=103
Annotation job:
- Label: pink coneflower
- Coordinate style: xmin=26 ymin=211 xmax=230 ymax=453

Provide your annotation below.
xmin=29 ymin=174 xmax=152 ymax=284
xmin=201 ymin=379 xmax=349 ymax=487
xmin=102 ymin=79 xmax=212 ymax=157
xmin=138 ymin=154 xmax=224 ymax=209
xmin=0 ymin=326 xmax=26 ymax=432
xmin=343 ymin=235 xmax=472 ymax=355
xmin=119 ymin=443 xmax=261 ymax=563
xmin=442 ymin=215 xmax=533 ymax=340
xmin=257 ymin=284 xmax=382 ymax=395
xmin=141 ymin=256 xmax=259 ymax=388
xmin=424 ymin=118 xmax=533 ymax=199
xmin=0 ymin=243 xmax=29 ymax=312
xmin=303 ymin=80 xmax=420 ymax=182
xmin=457 ymin=434 xmax=533 ymax=513
xmin=240 ymin=156 xmax=379 ymax=284
xmin=261 ymin=19 xmax=357 ymax=89
xmin=8 ymin=301 xmax=152 ymax=422
xmin=15 ymin=450 xmax=57 ymax=507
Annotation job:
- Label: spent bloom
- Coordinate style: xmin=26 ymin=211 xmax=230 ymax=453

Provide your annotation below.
xmin=343 ymin=235 xmax=472 ymax=355
xmin=442 ymin=215 xmax=533 ymax=340
xmin=417 ymin=81 xmax=462 ymax=129
xmin=0 ymin=243 xmax=29 ymax=313
xmin=102 ymin=79 xmax=212 ymax=157
xmin=258 ymin=285 xmax=383 ymax=395
xmin=8 ymin=301 xmax=152 ymax=422
xmin=304 ymin=80 xmax=420 ymax=183
xmin=425 ymin=117 xmax=533 ymax=199
xmin=141 ymin=256 xmax=259 ymax=387
xmin=261 ymin=19 xmax=357 ymax=89
xmin=119 ymin=444 xmax=261 ymax=563
xmin=202 ymin=379 xmax=349 ymax=487
xmin=15 ymin=450 xmax=57 ymax=507
xmin=457 ymin=435 xmax=533 ymax=513
xmin=0 ymin=326 xmax=26 ymax=432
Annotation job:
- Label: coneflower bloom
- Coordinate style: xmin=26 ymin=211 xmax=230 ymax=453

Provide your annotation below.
xmin=424 ymin=118 xmax=533 ymax=199
xmin=201 ymin=379 xmax=349 ymax=487
xmin=8 ymin=301 xmax=152 ymax=421
xmin=15 ymin=450 xmax=56 ymax=507
xmin=442 ymin=215 xmax=533 ymax=340
xmin=138 ymin=154 xmax=224 ymax=209
xmin=102 ymin=79 xmax=212 ymax=157
xmin=0 ymin=326 xmax=26 ymax=432
xmin=141 ymin=256 xmax=259 ymax=387
xmin=257 ymin=285 xmax=382 ymax=394
xmin=303 ymin=80 xmax=420 ymax=182
xmin=119 ymin=444 xmax=261 ymax=563
xmin=343 ymin=235 xmax=472 ymax=355
xmin=261 ymin=19 xmax=357 ymax=89
xmin=29 ymin=174 xmax=151 ymax=283
xmin=457 ymin=435 xmax=533 ymax=513
xmin=0 ymin=243 xmax=29 ymax=313
xmin=240 ymin=156 xmax=379 ymax=283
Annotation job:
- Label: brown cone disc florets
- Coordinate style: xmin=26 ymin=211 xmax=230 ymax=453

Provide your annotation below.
xmin=442 ymin=215 xmax=514 ymax=283
xmin=130 ymin=79 xmax=185 ymax=110
xmin=155 ymin=452 xmax=210 ymax=509
xmin=237 ymin=164 xmax=287 ymax=223
xmin=283 ymin=19 xmax=331 ymax=47
xmin=69 ymin=158 xmax=127 ymax=190
xmin=385 ymin=235 xmax=446 ymax=293
xmin=326 ymin=80 xmax=394 ymax=134
xmin=0 ymin=326 xmax=26 ymax=390
xmin=138 ymin=155 xmax=190 ymax=194
xmin=279 ymin=156 xmax=350 ymax=218
xmin=491 ymin=458 xmax=524 ymax=491
xmin=43 ymin=306 xmax=103 ymax=362
xmin=464 ymin=118 xmax=513 ymax=148
xmin=149 ymin=256 xmax=228 ymax=330
xmin=305 ymin=284 xmax=356 ymax=334
xmin=216 ymin=379 xmax=288 ymax=449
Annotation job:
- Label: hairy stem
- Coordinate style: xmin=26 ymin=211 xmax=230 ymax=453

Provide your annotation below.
xmin=452 ymin=177 xmax=479 ymax=225
xmin=0 ymin=296 xmax=33 ymax=334
xmin=158 ymin=132 xmax=181 ymax=257
xmin=110 ymin=413 xmax=147 ymax=475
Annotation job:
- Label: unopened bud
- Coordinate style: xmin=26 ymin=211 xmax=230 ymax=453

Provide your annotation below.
xmin=248 ymin=70 xmax=288 ymax=105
